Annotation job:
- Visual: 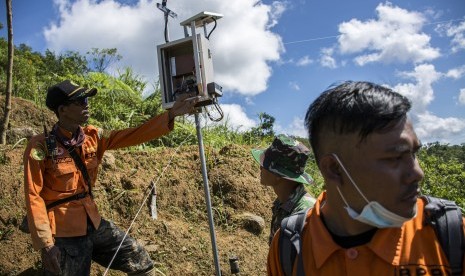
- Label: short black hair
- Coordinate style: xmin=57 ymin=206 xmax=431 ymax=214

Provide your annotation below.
xmin=305 ymin=81 xmax=411 ymax=161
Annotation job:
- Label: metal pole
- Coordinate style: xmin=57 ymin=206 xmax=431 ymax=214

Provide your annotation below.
xmin=194 ymin=112 xmax=222 ymax=275
xmin=190 ymin=21 xmax=203 ymax=96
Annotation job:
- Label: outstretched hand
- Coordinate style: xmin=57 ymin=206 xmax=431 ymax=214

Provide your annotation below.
xmin=168 ymin=93 xmax=200 ymax=121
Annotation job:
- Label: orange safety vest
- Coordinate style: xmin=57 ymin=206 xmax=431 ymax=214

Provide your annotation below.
xmin=267 ymin=192 xmax=465 ymax=276
xmin=24 ymin=112 xmax=173 ymax=250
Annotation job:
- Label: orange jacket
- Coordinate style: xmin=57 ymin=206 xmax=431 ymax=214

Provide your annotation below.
xmin=24 ymin=112 xmax=173 ymax=250
xmin=267 ymin=192 xmax=465 ymax=276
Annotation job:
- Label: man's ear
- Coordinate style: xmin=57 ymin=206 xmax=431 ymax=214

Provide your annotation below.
xmin=319 ymin=154 xmax=343 ymax=183
xmin=57 ymin=105 xmax=66 ymax=116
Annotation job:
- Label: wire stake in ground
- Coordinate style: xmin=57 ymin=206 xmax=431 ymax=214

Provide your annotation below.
xmin=102 ymin=131 xmax=193 ymax=276
xmin=150 ymin=181 xmax=158 ymax=220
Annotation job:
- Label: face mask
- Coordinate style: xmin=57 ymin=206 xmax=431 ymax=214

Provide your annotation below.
xmin=332 ymin=153 xmax=417 ymax=228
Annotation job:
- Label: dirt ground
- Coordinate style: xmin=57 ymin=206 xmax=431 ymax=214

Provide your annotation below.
xmin=0 ymin=97 xmax=276 ymax=275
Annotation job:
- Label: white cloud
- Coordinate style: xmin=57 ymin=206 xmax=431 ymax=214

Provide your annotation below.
xmin=289 ymin=81 xmax=300 ymax=91
xmin=46 ymin=0 xmax=158 ymax=78
xmin=424 ymin=8 xmax=442 ymax=21
xmin=320 ymin=47 xmax=337 ymax=68
xmin=414 ymin=112 xmax=465 ymax=145
xmin=216 ymin=104 xmax=257 ymax=131
xmin=436 ymin=19 xmax=465 ymax=53
xmin=185 ymin=103 xmax=256 ymax=132
xmin=245 ymin=97 xmax=255 ymax=106
xmin=445 ymin=65 xmax=465 ymax=79
xmin=268 ymin=1 xmax=288 ymax=28
xmin=459 ymin=88 xmax=465 ymax=105
xmin=337 ymin=2 xmax=440 ymax=66
xmin=390 ymin=65 xmax=465 ymax=144
xmin=392 ymin=63 xmax=441 ymax=113
xmin=296 ymin=55 xmax=313 ymax=66
xmin=44 ymin=0 xmax=285 ymax=96
xmin=275 ymin=117 xmax=307 ymax=138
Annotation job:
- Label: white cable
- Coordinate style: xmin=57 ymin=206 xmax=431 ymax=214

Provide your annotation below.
xmin=283 ymin=18 xmax=465 ymax=45
xmin=284 ymin=35 xmax=340 ymax=45
xmin=103 ymin=125 xmax=195 ymax=275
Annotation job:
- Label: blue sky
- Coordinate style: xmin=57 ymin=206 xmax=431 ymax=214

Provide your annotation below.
xmin=1 ymin=0 xmax=464 ymax=144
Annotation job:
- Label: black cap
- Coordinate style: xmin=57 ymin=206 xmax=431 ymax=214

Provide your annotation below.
xmin=46 ymin=80 xmax=97 ymax=111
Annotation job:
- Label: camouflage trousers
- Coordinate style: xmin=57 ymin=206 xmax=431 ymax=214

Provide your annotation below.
xmin=44 ymin=218 xmax=153 ymax=276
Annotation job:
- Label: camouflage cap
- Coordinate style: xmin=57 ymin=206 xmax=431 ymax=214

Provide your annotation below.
xmin=251 ymin=134 xmax=313 ymax=185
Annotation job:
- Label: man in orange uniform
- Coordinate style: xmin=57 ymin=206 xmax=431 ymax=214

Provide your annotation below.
xmin=24 ymin=80 xmax=198 ymax=275
xmin=267 ymin=81 xmax=465 ymax=275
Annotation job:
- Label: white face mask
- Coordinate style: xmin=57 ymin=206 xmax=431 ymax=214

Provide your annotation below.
xmin=332 ymin=154 xmax=417 ymax=228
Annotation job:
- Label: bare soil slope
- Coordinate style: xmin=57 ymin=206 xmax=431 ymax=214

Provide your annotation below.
xmin=0 ymin=97 xmax=275 ymax=275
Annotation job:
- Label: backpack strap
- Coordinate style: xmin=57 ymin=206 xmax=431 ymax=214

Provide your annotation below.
xmin=64 ymin=145 xmax=93 ymax=198
xmin=43 ymin=145 xmax=92 ymax=209
xmin=47 ymin=124 xmax=93 ymax=197
xmin=423 ymin=195 xmax=464 ymax=276
xmin=43 ymin=133 xmax=93 ymax=203
xmin=279 ymin=208 xmax=310 ymax=276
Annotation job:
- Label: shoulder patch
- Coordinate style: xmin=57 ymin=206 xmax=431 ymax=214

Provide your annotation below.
xmin=30 ymin=147 xmax=46 ymax=161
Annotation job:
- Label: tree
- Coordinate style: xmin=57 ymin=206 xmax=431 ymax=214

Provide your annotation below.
xmin=252 ymin=112 xmax=275 ymax=138
xmin=87 ymin=48 xmax=122 ymax=73
xmin=77 ymin=72 xmax=146 ymax=129
xmin=117 ymin=67 xmax=147 ymax=95
xmin=42 ymin=49 xmax=89 ymax=77
xmin=1 ymin=0 xmax=14 ymax=144
xmin=11 ymin=44 xmax=44 ymax=101
xmin=419 ymin=151 xmax=465 ymax=208
xmin=243 ymin=112 xmax=276 ymax=143
xmin=422 ymin=142 xmax=465 ymax=163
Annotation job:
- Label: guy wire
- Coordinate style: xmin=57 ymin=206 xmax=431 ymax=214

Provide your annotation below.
xmin=103 ymin=123 xmax=196 ymax=275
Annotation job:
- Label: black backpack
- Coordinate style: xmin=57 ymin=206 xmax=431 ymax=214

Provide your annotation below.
xmin=279 ymin=195 xmax=464 ymax=276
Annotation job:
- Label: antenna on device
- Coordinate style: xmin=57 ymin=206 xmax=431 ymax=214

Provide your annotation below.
xmin=156 ymin=0 xmax=177 ymax=43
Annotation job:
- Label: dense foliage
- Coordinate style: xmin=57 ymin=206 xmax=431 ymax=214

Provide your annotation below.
xmin=419 ymin=143 xmax=465 ymax=207
xmin=1 ymin=37 xmax=464 ymax=208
